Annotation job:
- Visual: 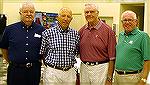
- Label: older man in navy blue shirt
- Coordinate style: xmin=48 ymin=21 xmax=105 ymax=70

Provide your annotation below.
xmin=0 ymin=2 xmax=45 ymax=85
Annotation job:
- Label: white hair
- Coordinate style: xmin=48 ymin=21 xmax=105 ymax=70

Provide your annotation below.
xmin=19 ymin=2 xmax=35 ymax=12
xmin=121 ymin=10 xmax=137 ymax=20
xmin=84 ymin=3 xmax=99 ymax=11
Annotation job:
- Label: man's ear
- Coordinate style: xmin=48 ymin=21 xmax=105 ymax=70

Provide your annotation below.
xmin=71 ymin=17 xmax=73 ymax=21
xmin=96 ymin=10 xmax=99 ymax=14
xmin=136 ymin=19 xmax=139 ymax=27
xmin=56 ymin=16 xmax=58 ymax=20
xmin=19 ymin=12 xmax=21 ymax=14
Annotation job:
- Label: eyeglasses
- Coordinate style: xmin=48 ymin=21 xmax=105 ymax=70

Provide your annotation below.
xmin=84 ymin=11 xmax=97 ymax=14
xmin=21 ymin=10 xmax=35 ymax=14
xmin=121 ymin=19 xmax=136 ymax=23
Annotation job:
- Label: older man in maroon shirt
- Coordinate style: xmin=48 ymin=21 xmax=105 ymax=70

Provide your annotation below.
xmin=79 ymin=4 xmax=116 ymax=85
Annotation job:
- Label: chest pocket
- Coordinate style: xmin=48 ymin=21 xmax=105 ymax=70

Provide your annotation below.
xmin=31 ymin=33 xmax=42 ymax=47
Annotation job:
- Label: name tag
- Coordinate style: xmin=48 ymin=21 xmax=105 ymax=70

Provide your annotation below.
xmin=129 ymin=41 xmax=133 ymax=44
xmin=34 ymin=33 xmax=41 ymax=38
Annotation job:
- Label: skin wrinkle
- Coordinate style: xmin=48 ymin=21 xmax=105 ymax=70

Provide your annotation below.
xmin=84 ymin=4 xmax=99 ymax=27
xmin=121 ymin=10 xmax=138 ymax=34
xmin=19 ymin=2 xmax=35 ymax=27
xmin=57 ymin=7 xmax=73 ymax=30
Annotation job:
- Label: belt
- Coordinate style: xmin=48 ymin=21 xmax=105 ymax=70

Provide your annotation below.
xmin=47 ymin=64 xmax=74 ymax=71
xmin=115 ymin=69 xmax=142 ymax=75
xmin=9 ymin=61 xmax=41 ymax=68
xmin=83 ymin=60 xmax=109 ymax=66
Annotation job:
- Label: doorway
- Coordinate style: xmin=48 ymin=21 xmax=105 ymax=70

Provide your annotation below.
xmin=120 ymin=3 xmax=144 ymax=31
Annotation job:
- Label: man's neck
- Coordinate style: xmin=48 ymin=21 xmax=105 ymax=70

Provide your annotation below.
xmin=62 ymin=27 xmax=68 ymax=30
xmin=88 ymin=19 xmax=99 ymax=27
xmin=21 ymin=21 xmax=32 ymax=28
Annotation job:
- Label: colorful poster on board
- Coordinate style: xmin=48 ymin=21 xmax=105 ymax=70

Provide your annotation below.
xmin=46 ymin=13 xmax=58 ymax=29
xmin=34 ymin=11 xmax=43 ymax=25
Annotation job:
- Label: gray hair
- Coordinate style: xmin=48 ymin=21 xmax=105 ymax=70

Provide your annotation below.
xmin=121 ymin=10 xmax=137 ymax=20
xmin=84 ymin=3 xmax=99 ymax=11
xmin=19 ymin=2 xmax=35 ymax=12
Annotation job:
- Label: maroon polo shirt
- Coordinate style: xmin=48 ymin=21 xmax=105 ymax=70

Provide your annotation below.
xmin=79 ymin=20 xmax=116 ymax=62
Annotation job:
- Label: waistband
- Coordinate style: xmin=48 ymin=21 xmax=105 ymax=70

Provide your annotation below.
xmin=46 ymin=64 xmax=74 ymax=71
xmin=9 ymin=61 xmax=41 ymax=68
xmin=82 ymin=60 xmax=109 ymax=66
xmin=115 ymin=69 xmax=142 ymax=75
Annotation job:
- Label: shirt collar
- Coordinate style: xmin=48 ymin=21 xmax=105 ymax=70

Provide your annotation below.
xmin=85 ymin=20 xmax=102 ymax=30
xmin=20 ymin=21 xmax=34 ymax=29
xmin=121 ymin=27 xmax=139 ymax=36
xmin=57 ymin=23 xmax=71 ymax=33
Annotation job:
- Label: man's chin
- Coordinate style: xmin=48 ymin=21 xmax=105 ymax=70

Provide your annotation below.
xmin=87 ymin=20 xmax=93 ymax=23
xmin=25 ymin=22 xmax=32 ymax=26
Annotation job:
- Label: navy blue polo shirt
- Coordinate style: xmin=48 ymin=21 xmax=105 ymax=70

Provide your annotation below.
xmin=0 ymin=21 xmax=45 ymax=63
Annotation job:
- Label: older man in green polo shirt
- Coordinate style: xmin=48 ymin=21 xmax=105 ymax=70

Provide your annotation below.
xmin=114 ymin=10 xmax=150 ymax=85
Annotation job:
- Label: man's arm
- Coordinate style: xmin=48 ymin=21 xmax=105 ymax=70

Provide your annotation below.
xmin=139 ymin=60 xmax=150 ymax=85
xmin=1 ymin=48 xmax=9 ymax=63
xmin=106 ymin=60 xmax=115 ymax=85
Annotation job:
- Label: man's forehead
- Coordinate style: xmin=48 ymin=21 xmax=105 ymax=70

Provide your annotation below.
xmin=123 ymin=13 xmax=134 ymax=18
xmin=59 ymin=8 xmax=72 ymax=15
xmin=21 ymin=3 xmax=35 ymax=10
xmin=84 ymin=7 xmax=97 ymax=11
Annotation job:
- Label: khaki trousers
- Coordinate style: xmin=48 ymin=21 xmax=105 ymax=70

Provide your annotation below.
xmin=43 ymin=66 xmax=76 ymax=85
xmin=80 ymin=62 xmax=108 ymax=85
xmin=114 ymin=71 xmax=141 ymax=85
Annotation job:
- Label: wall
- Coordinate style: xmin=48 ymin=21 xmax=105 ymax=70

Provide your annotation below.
xmin=3 ymin=1 xmax=63 ymax=25
xmin=0 ymin=0 xmax=3 ymax=13
xmin=3 ymin=1 xmax=120 ymax=32
xmin=144 ymin=0 xmax=150 ymax=35
xmin=120 ymin=4 xmax=144 ymax=32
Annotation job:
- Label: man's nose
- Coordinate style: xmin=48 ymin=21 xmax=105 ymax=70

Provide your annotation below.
xmin=63 ymin=16 xmax=68 ymax=20
xmin=27 ymin=11 xmax=32 ymax=15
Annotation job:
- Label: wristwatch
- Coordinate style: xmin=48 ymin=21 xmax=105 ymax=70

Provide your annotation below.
xmin=107 ymin=76 xmax=113 ymax=82
xmin=141 ymin=78 xmax=147 ymax=83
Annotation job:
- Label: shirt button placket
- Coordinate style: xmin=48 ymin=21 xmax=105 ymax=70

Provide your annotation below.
xmin=25 ymin=29 xmax=29 ymax=57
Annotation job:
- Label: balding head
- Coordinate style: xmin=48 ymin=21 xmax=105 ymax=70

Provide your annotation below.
xmin=121 ymin=10 xmax=138 ymax=34
xmin=57 ymin=7 xmax=73 ymax=30
xmin=84 ymin=4 xmax=98 ymax=12
xmin=121 ymin=10 xmax=137 ymax=20
xmin=20 ymin=2 xmax=35 ymax=13
xmin=84 ymin=3 xmax=99 ymax=26
xmin=58 ymin=7 xmax=72 ymax=16
xmin=19 ymin=2 xmax=35 ymax=27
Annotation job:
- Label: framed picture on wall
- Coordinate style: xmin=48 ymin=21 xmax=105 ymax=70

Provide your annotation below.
xmin=46 ymin=13 xmax=58 ymax=29
xmin=34 ymin=11 xmax=43 ymax=25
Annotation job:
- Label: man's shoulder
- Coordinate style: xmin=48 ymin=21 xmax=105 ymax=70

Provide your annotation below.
xmin=101 ymin=22 xmax=112 ymax=31
xmin=7 ymin=21 xmax=19 ymax=26
xmin=33 ymin=22 xmax=45 ymax=31
xmin=42 ymin=26 xmax=56 ymax=34
xmin=133 ymin=29 xmax=148 ymax=36
xmin=5 ymin=22 xmax=20 ymax=30
xmin=80 ymin=24 xmax=87 ymax=30
xmin=119 ymin=31 xmax=125 ymax=35
xmin=69 ymin=28 xmax=78 ymax=33
xmin=78 ymin=24 xmax=87 ymax=33
xmin=138 ymin=30 xmax=150 ymax=38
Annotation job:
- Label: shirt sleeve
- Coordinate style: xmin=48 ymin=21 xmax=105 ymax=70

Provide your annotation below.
xmin=108 ymin=30 xmax=116 ymax=60
xmin=0 ymin=28 xmax=9 ymax=49
xmin=75 ymin=31 xmax=80 ymax=56
xmin=39 ymin=30 xmax=49 ymax=55
xmin=141 ymin=33 xmax=150 ymax=60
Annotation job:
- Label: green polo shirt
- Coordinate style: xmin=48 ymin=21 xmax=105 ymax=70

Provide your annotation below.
xmin=115 ymin=28 xmax=150 ymax=71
